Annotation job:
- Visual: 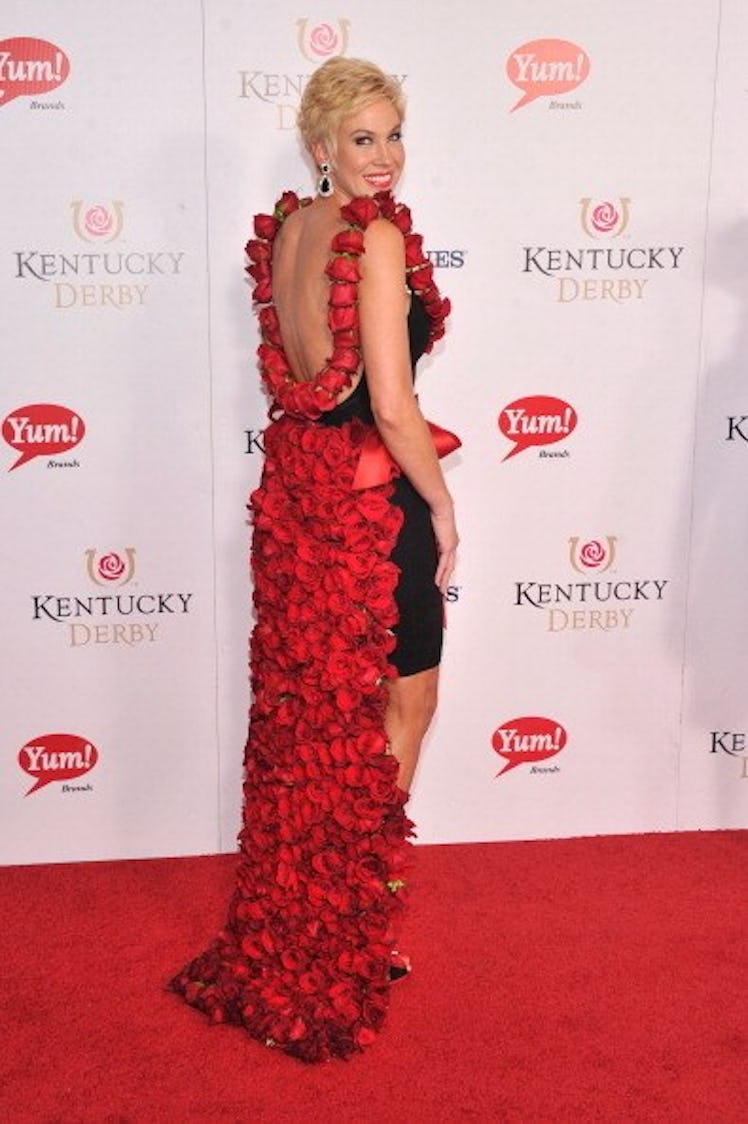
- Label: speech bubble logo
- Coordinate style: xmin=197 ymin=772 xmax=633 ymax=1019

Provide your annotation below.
xmin=498 ymin=395 xmax=577 ymax=461
xmin=507 ymin=39 xmax=590 ymax=112
xmin=492 ymin=717 xmax=567 ymax=777
xmin=18 ymin=733 xmax=99 ymax=795
xmin=3 ymin=403 xmax=85 ymax=470
xmin=0 ymin=38 xmax=70 ymax=108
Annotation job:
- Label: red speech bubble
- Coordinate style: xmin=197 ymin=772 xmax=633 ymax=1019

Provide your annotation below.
xmin=0 ymin=37 xmax=70 ymax=107
xmin=3 ymin=403 xmax=85 ymax=470
xmin=498 ymin=395 xmax=576 ymax=461
xmin=492 ymin=717 xmax=567 ymax=777
xmin=18 ymin=733 xmax=99 ymax=795
xmin=507 ymin=39 xmax=590 ymax=112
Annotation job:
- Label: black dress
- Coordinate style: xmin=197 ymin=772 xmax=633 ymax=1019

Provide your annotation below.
xmin=319 ymin=294 xmax=443 ymax=676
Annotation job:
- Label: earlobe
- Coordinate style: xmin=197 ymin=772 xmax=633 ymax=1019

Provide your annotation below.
xmin=311 ymin=142 xmax=329 ymax=168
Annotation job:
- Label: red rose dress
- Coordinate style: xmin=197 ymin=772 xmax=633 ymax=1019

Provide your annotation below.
xmin=169 ymin=192 xmax=454 ymax=1063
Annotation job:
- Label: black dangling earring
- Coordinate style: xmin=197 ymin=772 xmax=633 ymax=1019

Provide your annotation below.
xmin=317 ymin=162 xmax=333 ymax=197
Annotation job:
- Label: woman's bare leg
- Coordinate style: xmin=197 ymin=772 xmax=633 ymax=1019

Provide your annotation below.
xmin=384 ymin=666 xmax=439 ymax=792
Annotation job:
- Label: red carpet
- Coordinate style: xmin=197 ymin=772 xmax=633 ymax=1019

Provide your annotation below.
xmin=1 ymin=832 xmax=747 ymax=1122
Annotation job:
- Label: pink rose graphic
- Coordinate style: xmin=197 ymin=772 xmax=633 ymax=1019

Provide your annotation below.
xmin=309 ymin=23 xmax=339 ymax=57
xmin=97 ymin=552 xmax=126 ymax=582
xmin=579 ymin=540 xmax=607 ymax=568
xmin=84 ymin=205 xmax=114 ymax=239
xmin=591 ymin=202 xmax=619 ymax=234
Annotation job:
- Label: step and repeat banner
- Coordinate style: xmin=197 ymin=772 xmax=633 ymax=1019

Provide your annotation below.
xmin=2 ymin=0 xmax=746 ymax=864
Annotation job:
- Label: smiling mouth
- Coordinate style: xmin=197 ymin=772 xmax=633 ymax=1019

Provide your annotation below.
xmin=364 ymin=173 xmax=393 ymax=187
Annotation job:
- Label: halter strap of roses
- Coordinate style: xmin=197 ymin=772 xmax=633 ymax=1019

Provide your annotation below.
xmin=245 ymin=190 xmax=451 ymax=421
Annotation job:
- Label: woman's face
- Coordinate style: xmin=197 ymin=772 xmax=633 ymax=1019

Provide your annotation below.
xmin=323 ymin=97 xmax=405 ymax=203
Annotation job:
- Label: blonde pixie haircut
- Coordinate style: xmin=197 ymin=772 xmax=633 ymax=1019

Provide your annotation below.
xmin=298 ymin=57 xmax=405 ymax=155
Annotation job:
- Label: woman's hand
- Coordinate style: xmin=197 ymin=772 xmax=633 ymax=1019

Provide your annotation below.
xmin=430 ymin=499 xmax=458 ymax=594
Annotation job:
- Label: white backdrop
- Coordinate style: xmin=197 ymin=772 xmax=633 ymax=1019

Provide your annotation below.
xmin=1 ymin=0 xmax=745 ymax=864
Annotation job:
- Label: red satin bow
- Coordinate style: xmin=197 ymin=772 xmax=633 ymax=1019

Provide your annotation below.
xmin=352 ymin=420 xmax=461 ymax=490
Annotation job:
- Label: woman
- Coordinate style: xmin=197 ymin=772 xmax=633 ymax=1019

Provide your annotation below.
xmin=170 ymin=57 xmax=459 ymax=1063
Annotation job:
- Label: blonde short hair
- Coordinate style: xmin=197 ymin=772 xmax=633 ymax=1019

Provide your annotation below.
xmin=298 ymin=57 xmax=405 ymax=154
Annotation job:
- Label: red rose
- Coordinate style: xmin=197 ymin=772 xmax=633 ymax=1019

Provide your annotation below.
xmin=329 ymin=282 xmax=358 ymax=307
xmin=339 ymin=328 xmax=362 ymax=350
xmin=258 ymin=305 xmax=281 ymax=344
xmin=245 ymin=238 xmax=272 ymax=262
xmin=404 ymin=233 xmax=424 ymax=267
xmin=276 ymin=190 xmax=302 ymax=218
xmin=254 ymin=213 xmax=278 ymax=239
xmin=336 ymin=686 xmax=362 ymax=713
xmin=258 ymin=344 xmax=290 ymax=375
xmin=390 ymin=204 xmax=412 ymax=233
xmin=408 ymin=260 xmax=434 ymax=292
xmin=359 ymin=912 xmax=391 ymax=940
xmin=368 ymin=776 xmax=397 ymax=802
xmin=374 ymin=192 xmax=396 ymax=219
xmin=247 ymin=261 xmax=271 ymax=286
xmin=331 ymin=229 xmax=365 ymax=255
xmin=328 ymin=304 xmax=357 ymax=331
xmin=253 ymin=278 xmax=272 ymax=303
xmin=330 ymin=347 xmax=360 ymax=373
xmin=326 ymin=256 xmax=360 ymax=282
xmin=356 ymin=490 xmax=391 ymax=521
xmin=356 ymin=730 xmax=388 ymax=758
xmin=321 ymin=437 xmax=351 ymax=471
xmin=340 ymin=196 xmax=380 ymax=227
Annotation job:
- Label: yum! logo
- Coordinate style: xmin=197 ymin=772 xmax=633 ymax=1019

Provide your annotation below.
xmin=18 ymin=733 xmax=98 ymax=795
xmin=498 ymin=395 xmax=577 ymax=461
xmin=0 ymin=37 xmax=70 ymax=107
xmin=507 ymin=39 xmax=590 ymax=112
xmin=492 ymin=717 xmax=567 ymax=776
xmin=2 ymin=403 xmax=85 ymax=471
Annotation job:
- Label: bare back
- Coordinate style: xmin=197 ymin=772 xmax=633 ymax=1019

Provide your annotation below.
xmin=272 ymin=199 xmax=362 ymax=399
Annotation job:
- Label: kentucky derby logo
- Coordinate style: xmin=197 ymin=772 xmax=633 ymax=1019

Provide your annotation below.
xmin=85 ymin=548 xmax=136 ymax=587
xmin=296 ymin=19 xmax=350 ymax=61
xmin=569 ymin=536 xmax=617 ymax=573
xmin=522 ymin=195 xmax=684 ymax=305
xmin=579 ymin=197 xmax=631 ymax=238
xmin=512 ymin=534 xmax=668 ymax=634
xmin=71 ymin=201 xmax=124 ymax=243
xmin=31 ymin=547 xmax=193 ymax=649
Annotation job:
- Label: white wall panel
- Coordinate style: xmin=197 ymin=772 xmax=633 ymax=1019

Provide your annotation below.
xmin=2 ymin=0 xmax=744 ymax=864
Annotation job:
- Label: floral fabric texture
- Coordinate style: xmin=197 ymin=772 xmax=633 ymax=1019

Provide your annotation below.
xmin=169 ymin=192 xmax=449 ymax=1062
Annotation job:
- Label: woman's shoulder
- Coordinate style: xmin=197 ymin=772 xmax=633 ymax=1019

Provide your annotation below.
xmin=362 ymin=216 xmax=405 ymax=260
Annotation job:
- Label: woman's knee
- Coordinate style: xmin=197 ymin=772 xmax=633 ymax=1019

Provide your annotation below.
xmin=390 ymin=669 xmax=439 ymax=738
